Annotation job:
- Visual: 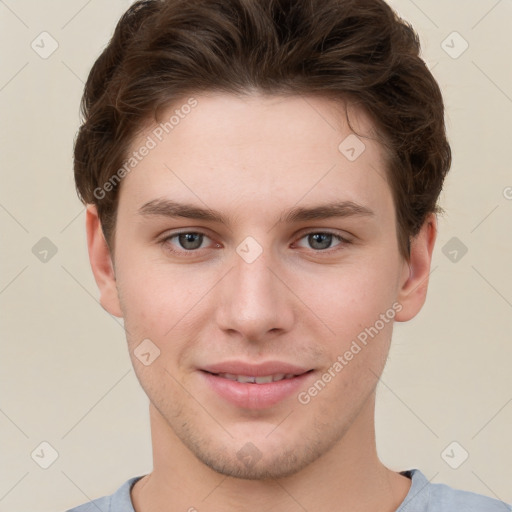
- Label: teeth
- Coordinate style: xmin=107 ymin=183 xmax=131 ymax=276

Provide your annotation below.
xmin=237 ymin=375 xmax=255 ymax=383
xmin=255 ymin=375 xmax=273 ymax=384
xmin=216 ymin=373 xmax=296 ymax=383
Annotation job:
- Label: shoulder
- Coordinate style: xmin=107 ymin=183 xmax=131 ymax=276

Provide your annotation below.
xmin=65 ymin=475 xmax=144 ymax=512
xmin=429 ymin=480 xmax=511 ymax=511
xmin=399 ymin=469 xmax=512 ymax=512
xmin=65 ymin=494 xmax=110 ymax=512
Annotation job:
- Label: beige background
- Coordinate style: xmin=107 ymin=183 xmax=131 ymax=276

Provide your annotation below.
xmin=1 ymin=1 xmax=511 ymax=510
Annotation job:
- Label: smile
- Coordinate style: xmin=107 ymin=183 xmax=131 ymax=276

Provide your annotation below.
xmin=200 ymin=367 xmax=315 ymax=409
xmin=212 ymin=373 xmax=299 ymax=384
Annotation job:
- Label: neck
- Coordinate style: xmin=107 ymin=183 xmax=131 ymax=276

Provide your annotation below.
xmin=132 ymin=393 xmax=411 ymax=512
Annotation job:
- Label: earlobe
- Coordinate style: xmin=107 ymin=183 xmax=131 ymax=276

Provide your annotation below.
xmin=85 ymin=205 xmax=123 ymax=318
xmin=395 ymin=213 xmax=438 ymax=322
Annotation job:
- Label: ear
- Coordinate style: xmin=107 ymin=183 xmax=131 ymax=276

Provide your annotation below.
xmin=395 ymin=213 xmax=437 ymax=322
xmin=85 ymin=205 xmax=123 ymax=318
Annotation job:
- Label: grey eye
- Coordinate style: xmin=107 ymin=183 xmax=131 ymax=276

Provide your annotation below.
xmin=307 ymin=233 xmax=334 ymax=250
xmin=177 ymin=233 xmax=204 ymax=250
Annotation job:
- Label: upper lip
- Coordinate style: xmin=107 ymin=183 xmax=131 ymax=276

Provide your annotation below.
xmin=201 ymin=361 xmax=312 ymax=377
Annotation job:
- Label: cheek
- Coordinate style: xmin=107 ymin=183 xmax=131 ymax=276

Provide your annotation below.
xmin=292 ymin=255 xmax=400 ymax=402
xmin=115 ymin=249 xmax=196 ymax=333
xmin=115 ymin=254 xmax=218 ymax=378
xmin=299 ymin=258 xmax=399 ymax=344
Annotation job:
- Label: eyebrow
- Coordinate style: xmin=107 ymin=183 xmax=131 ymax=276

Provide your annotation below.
xmin=138 ymin=198 xmax=375 ymax=225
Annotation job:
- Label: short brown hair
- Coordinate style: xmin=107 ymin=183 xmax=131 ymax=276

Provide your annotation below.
xmin=73 ymin=0 xmax=451 ymax=260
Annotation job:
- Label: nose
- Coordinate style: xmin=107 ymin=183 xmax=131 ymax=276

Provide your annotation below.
xmin=214 ymin=242 xmax=296 ymax=343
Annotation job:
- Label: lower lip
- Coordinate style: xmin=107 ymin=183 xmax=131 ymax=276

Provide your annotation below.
xmin=200 ymin=370 xmax=314 ymax=409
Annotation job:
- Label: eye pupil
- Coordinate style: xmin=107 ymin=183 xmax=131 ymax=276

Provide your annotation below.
xmin=179 ymin=233 xmax=203 ymax=250
xmin=309 ymin=233 xmax=332 ymax=250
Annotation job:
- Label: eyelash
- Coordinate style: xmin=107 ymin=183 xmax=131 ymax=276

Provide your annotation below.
xmin=159 ymin=230 xmax=352 ymax=258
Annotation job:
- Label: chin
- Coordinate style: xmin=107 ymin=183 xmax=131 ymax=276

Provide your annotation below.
xmin=193 ymin=445 xmax=312 ymax=480
xmin=176 ymin=422 xmax=334 ymax=481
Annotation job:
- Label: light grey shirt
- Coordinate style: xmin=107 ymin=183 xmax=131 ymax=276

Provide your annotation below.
xmin=66 ymin=468 xmax=512 ymax=511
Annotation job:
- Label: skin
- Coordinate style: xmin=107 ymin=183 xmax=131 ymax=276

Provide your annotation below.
xmin=87 ymin=92 xmax=437 ymax=512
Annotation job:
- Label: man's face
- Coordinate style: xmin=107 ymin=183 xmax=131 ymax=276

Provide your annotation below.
xmin=105 ymin=93 xmax=413 ymax=479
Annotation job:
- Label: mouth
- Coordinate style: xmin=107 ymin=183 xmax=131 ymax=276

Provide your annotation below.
xmin=199 ymin=362 xmax=315 ymax=409
xmin=204 ymin=371 xmax=308 ymax=384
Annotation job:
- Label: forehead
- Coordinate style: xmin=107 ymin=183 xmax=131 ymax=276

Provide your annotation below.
xmin=119 ymin=92 xmax=393 ymax=221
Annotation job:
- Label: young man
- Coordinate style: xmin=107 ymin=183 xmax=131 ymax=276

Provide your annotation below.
xmin=67 ymin=0 xmax=510 ymax=511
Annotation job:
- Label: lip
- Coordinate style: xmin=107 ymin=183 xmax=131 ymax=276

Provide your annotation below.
xmin=201 ymin=361 xmax=311 ymax=377
xmin=199 ymin=360 xmax=314 ymax=409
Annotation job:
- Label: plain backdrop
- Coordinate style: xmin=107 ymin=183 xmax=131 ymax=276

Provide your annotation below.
xmin=0 ymin=1 xmax=511 ymax=510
